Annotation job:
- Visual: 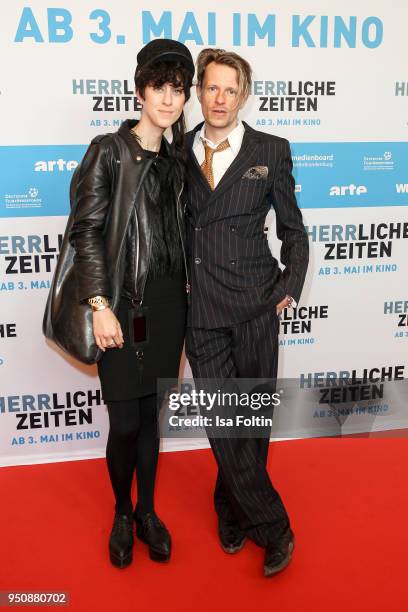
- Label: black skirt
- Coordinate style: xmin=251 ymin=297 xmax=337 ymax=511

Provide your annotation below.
xmin=98 ymin=274 xmax=187 ymax=401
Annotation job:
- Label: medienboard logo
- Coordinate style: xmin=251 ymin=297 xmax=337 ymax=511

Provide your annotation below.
xmin=293 ymin=153 xmax=335 ymax=169
xmin=363 ymin=151 xmax=394 ymax=172
xmin=329 ymin=184 xmax=367 ymax=196
xmin=3 ymin=188 xmax=42 ymax=210
xmin=34 ymin=159 xmax=79 ymax=172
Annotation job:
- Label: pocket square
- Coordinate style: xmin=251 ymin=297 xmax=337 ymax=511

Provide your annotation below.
xmin=241 ymin=166 xmax=268 ymax=180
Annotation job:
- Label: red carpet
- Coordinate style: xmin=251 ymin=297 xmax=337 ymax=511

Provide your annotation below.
xmin=1 ymin=439 xmax=408 ymax=611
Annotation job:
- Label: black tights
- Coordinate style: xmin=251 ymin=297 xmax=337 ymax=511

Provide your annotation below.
xmin=106 ymin=394 xmax=159 ymax=517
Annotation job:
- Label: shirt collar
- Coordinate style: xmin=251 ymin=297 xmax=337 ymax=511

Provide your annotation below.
xmin=198 ymin=120 xmax=244 ymax=156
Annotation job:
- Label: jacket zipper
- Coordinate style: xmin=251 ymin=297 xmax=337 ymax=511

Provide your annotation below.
xmin=134 ymin=215 xmax=153 ymax=306
xmin=175 ymin=182 xmax=191 ymax=299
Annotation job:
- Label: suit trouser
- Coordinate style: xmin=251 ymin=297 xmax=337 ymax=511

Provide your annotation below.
xmin=186 ymin=308 xmax=290 ymax=548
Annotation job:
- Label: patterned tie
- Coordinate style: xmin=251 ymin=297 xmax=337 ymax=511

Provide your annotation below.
xmin=200 ymin=139 xmax=230 ymax=190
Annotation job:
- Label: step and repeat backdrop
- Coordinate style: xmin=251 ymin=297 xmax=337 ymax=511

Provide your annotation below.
xmin=1 ymin=1 xmax=407 ymax=466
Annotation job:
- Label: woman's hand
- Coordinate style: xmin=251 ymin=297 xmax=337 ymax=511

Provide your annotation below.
xmin=92 ymin=309 xmax=124 ymax=351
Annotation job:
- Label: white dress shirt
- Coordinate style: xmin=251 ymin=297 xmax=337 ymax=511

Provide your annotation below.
xmin=192 ymin=121 xmax=245 ymax=188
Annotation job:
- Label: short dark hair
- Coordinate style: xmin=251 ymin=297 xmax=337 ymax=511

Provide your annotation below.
xmin=134 ymin=60 xmax=193 ymax=102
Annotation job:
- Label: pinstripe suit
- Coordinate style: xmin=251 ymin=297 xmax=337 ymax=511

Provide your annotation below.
xmin=185 ymin=121 xmax=309 ymax=547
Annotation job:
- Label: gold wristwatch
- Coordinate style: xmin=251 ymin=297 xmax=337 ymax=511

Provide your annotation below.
xmin=87 ymin=296 xmax=110 ymax=311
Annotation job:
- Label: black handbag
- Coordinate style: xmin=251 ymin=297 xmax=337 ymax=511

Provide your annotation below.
xmin=43 ymin=135 xmax=120 ymax=364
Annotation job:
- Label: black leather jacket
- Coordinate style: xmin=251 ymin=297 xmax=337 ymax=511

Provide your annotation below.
xmin=69 ymin=120 xmax=189 ymax=313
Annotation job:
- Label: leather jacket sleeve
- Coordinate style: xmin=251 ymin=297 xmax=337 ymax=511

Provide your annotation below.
xmin=69 ymin=139 xmax=113 ymax=302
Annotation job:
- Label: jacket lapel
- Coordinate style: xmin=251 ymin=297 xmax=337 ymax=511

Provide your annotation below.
xmin=209 ymin=123 xmax=261 ymax=202
xmin=186 ymin=121 xmax=262 ymax=206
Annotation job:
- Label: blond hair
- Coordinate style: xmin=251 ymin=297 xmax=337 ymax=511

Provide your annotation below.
xmin=196 ymin=48 xmax=252 ymax=102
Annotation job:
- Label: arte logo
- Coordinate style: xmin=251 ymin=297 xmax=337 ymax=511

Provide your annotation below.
xmin=329 ymin=184 xmax=367 ymax=196
xmin=3 ymin=188 xmax=42 ymax=210
xmin=34 ymin=159 xmax=79 ymax=172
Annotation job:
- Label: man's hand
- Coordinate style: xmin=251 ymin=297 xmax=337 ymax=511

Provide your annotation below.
xmin=276 ymin=295 xmax=292 ymax=315
xmin=92 ymin=309 xmax=124 ymax=351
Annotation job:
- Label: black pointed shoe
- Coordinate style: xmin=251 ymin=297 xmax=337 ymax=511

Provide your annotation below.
xmin=134 ymin=512 xmax=171 ymax=562
xmin=264 ymin=527 xmax=295 ymax=577
xmin=109 ymin=513 xmax=134 ymax=569
xmin=218 ymin=519 xmax=247 ymax=554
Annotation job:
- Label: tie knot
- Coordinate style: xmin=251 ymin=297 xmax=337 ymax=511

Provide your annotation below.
xmin=200 ymin=139 xmax=230 ymax=190
xmin=202 ymin=139 xmax=230 ymax=160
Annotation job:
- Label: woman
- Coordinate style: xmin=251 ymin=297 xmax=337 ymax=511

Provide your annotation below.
xmin=69 ymin=39 xmax=194 ymax=569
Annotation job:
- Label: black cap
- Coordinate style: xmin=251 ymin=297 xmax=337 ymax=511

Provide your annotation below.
xmin=135 ymin=39 xmax=195 ymax=78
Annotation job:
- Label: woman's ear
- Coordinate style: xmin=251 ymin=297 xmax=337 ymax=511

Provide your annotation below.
xmin=135 ymin=88 xmax=144 ymax=106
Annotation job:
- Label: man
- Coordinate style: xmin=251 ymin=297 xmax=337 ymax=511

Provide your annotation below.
xmin=184 ymin=48 xmax=309 ymax=577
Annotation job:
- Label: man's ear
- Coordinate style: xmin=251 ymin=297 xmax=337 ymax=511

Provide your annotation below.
xmin=196 ymin=85 xmax=202 ymax=103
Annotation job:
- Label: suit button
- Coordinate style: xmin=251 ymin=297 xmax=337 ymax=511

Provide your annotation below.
xmin=136 ymin=155 xmax=142 ymax=162
xmin=195 ymin=226 xmax=202 ymax=231
xmin=230 ymin=225 xmax=236 ymax=232
xmin=194 ymin=257 xmax=202 ymax=264
xmin=230 ymin=259 xmax=236 ymax=265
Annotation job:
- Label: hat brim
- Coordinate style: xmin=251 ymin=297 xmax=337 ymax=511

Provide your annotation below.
xmin=145 ymin=51 xmax=195 ymax=76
